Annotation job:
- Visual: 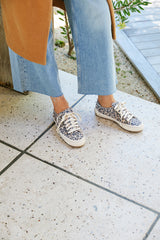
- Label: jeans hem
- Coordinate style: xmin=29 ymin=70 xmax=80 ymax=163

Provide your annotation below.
xmin=78 ymin=87 xmax=117 ymax=96
xmin=13 ymin=86 xmax=63 ymax=98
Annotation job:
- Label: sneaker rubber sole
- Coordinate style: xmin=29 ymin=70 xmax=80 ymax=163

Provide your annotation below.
xmin=59 ymin=131 xmax=86 ymax=147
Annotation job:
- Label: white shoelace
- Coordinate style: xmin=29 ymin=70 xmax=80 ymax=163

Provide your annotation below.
xmin=114 ymin=102 xmax=134 ymax=121
xmin=56 ymin=112 xmax=81 ymax=134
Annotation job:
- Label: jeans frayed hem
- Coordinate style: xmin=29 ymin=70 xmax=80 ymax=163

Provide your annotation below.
xmin=13 ymin=86 xmax=63 ymax=98
xmin=78 ymin=87 xmax=117 ymax=96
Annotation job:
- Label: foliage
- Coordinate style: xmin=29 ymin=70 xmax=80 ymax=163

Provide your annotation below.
xmin=55 ymin=39 xmax=65 ymax=48
xmin=56 ymin=10 xmax=74 ymax=57
xmin=56 ymin=0 xmax=152 ymax=57
xmin=113 ymin=0 xmax=151 ymax=28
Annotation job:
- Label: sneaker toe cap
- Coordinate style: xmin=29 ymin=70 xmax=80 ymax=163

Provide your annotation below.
xmin=68 ymin=130 xmax=84 ymax=141
xmin=130 ymin=116 xmax=142 ymax=126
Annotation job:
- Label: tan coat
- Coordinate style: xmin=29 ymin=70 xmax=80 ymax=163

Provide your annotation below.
xmin=0 ymin=0 xmax=116 ymax=65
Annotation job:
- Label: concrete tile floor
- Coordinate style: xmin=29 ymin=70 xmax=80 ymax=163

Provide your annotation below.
xmin=0 ymin=70 xmax=82 ymax=150
xmin=0 ymin=70 xmax=160 ymax=239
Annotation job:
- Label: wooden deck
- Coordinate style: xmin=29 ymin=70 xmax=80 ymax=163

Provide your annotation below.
xmin=115 ymin=0 xmax=160 ymax=100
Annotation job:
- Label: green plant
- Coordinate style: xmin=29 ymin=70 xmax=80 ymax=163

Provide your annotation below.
xmin=56 ymin=9 xmax=74 ymax=57
xmin=55 ymin=39 xmax=65 ymax=48
xmin=113 ymin=0 xmax=152 ymax=29
xmin=56 ymin=0 xmax=151 ymax=57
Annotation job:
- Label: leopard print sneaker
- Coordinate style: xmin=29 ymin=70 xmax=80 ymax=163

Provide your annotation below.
xmin=95 ymin=100 xmax=144 ymax=132
xmin=53 ymin=108 xmax=86 ymax=147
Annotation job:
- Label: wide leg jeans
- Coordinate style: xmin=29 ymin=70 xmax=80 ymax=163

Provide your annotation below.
xmin=8 ymin=0 xmax=118 ymax=97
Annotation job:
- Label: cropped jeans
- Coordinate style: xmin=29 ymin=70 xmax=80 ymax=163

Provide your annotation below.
xmin=8 ymin=0 xmax=118 ymax=97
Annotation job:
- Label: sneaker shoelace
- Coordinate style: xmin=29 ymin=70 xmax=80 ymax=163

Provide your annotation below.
xmin=56 ymin=111 xmax=82 ymax=134
xmin=114 ymin=102 xmax=134 ymax=121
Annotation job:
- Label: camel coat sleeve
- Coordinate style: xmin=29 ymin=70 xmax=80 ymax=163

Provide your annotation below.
xmin=0 ymin=0 xmax=116 ymax=65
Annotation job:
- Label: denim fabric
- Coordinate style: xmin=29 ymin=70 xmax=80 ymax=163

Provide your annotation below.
xmin=8 ymin=20 xmax=63 ymax=97
xmin=8 ymin=0 xmax=118 ymax=97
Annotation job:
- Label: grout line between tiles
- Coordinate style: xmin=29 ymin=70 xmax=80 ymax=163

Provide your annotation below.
xmin=0 ymin=95 xmax=86 ymax=153
xmin=0 ymin=120 xmax=55 ymax=175
xmin=0 ymin=152 xmax=24 ymax=176
xmin=71 ymin=95 xmax=86 ymax=108
xmin=24 ymin=95 xmax=86 ymax=152
xmin=0 ymin=139 xmax=23 ymax=153
xmin=142 ymin=214 xmax=160 ymax=240
xmin=2 ymin=94 xmax=158 ymax=218
xmin=0 ymin=121 xmax=55 ymax=176
xmin=24 ymin=122 xmax=55 ymax=152
xmin=0 ymin=95 xmax=87 ymax=175
xmin=25 ymin=151 xmax=160 ymax=216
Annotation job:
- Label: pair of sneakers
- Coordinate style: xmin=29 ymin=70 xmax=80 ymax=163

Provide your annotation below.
xmin=53 ymin=100 xmax=144 ymax=147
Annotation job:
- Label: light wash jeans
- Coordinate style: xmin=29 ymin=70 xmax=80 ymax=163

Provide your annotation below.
xmin=8 ymin=0 xmax=118 ymax=97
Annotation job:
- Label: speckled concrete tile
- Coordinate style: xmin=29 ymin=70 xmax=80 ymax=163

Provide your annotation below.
xmin=0 ymin=154 xmax=156 ymax=240
xmin=0 ymin=143 xmax=20 ymax=171
xmin=58 ymin=70 xmax=83 ymax=102
xmin=0 ymin=70 xmax=82 ymax=149
xmin=27 ymin=90 xmax=160 ymax=212
xmin=147 ymin=219 xmax=160 ymax=240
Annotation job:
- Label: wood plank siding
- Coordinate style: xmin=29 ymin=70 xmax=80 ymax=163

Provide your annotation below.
xmin=115 ymin=0 xmax=160 ymax=100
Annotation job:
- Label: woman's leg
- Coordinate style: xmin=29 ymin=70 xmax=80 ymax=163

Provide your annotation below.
xmin=8 ymin=16 xmax=85 ymax=147
xmin=9 ymin=18 xmax=70 ymax=113
xmin=8 ymin=19 xmax=64 ymax=99
xmin=50 ymin=0 xmax=115 ymax=113
xmin=50 ymin=95 xmax=69 ymax=113
xmin=63 ymin=0 xmax=117 ymax=98
xmin=63 ymin=0 xmax=143 ymax=132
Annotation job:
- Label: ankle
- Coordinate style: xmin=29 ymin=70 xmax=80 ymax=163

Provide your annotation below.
xmin=50 ymin=95 xmax=69 ymax=114
xmin=98 ymin=95 xmax=116 ymax=108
